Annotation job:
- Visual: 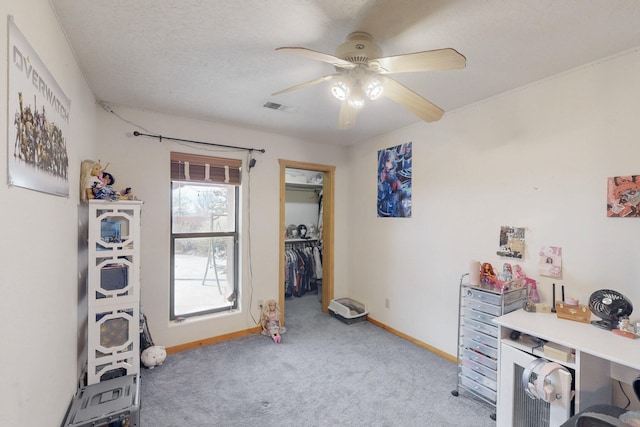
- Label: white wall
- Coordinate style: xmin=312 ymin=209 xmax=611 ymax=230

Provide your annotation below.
xmin=0 ymin=1 xmax=97 ymax=425
xmin=285 ymin=188 xmax=322 ymax=228
xmin=347 ymin=48 xmax=640 ymax=358
xmin=95 ymin=107 xmax=349 ymax=347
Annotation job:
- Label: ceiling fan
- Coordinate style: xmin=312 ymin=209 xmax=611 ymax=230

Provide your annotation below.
xmin=272 ymin=31 xmax=466 ymax=130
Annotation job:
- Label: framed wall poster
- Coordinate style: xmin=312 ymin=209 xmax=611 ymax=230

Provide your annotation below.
xmin=607 ymin=175 xmax=640 ymax=217
xmin=7 ymin=18 xmax=71 ymax=197
xmin=377 ymin=142 xmax=412 ymax=217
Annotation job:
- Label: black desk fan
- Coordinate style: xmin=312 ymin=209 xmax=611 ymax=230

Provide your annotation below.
xmin=588 ymin=289 xmax=633 ymax=330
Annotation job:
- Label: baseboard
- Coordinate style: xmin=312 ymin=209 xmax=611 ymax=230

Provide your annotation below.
xmin=166 ymin=326 xmax=262 ymax=355
xmin=366 ymin=316 xmax=457 ymax=363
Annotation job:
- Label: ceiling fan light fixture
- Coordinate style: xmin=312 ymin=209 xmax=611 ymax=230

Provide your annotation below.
xmin=364 ymin=77 xmax=384 ymax=100
xmin=331 ymin=80 xmax=351 ymax=101
xmin=347 ymin=86 xmax=365 ymax=109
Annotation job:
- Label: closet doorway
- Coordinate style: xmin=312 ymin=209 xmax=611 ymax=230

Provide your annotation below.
xmin=279 ymin=160 xmax=335 ymax=324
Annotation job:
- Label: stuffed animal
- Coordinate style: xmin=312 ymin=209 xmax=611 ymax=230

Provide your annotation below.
xmin=140 ymin=345 xmax=167 ymax=369
xmin=80 ymin=159 xmax=102 ymax=202
xmin=80 ymin=159 xmax=137 ymax=202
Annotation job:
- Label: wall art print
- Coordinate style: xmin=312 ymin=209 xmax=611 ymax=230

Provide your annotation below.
xmin=607 ymin=175 xmax=640 ymax=217
xmin=538 ymin=246 xmax=562 ymax=278
xmin=377 ymin=142 xmax=412 ymax=218
xmin=8 ymin=18 xmax=70 ymax=197
xmin=496 ymin=226 xmax=525 ymax=259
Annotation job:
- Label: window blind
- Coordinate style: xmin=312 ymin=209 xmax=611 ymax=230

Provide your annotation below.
xmin=170 ymin=152 xmax=242 ymax=185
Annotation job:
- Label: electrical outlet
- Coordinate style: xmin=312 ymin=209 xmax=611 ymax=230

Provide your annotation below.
xmin=385 ymin=298 xmax=390 ymax=309
xmin=258 ymin=299 xmax=264 ymax=309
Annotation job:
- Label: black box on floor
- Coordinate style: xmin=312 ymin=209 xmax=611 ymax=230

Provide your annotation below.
xmin=62 ymin=374 xmax=140 ymax=427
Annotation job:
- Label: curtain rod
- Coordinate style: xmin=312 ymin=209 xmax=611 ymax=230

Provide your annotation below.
xmin=133 ymin=131 xmax=266 ymax=153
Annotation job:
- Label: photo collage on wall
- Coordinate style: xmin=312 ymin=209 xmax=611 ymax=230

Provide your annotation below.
xmin=496 ymin=226 xmax=525 ymax=259
xmin=377 ymin=142 xmax=412 ymax=218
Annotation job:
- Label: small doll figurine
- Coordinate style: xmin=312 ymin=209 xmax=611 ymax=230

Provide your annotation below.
xmin=480 ymin=263 xmax=497 ymax=286
xmin=261 ymin=300 xmax=286 ymax=343
xmin=513 ymin=264 xmax=526 ymax=279
xmin=501 ymin=263 xmax=513 ymax=282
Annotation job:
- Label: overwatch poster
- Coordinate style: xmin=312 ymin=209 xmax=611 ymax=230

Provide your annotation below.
xmin=377 ymin=142 xmax=412 ymax=218
xmin=8 ymin=18 xmax=70 ymax=197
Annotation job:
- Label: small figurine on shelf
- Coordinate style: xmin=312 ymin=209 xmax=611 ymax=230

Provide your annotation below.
xmin=501 ymin=263 xmax=513 ymax=282
xmin=261 ymin=299 xmax=286 ymax=343
xmin=480 ymin=263 xmax=497 ymax=286
xmin=513 ymin=264 xmax=526 ymax=279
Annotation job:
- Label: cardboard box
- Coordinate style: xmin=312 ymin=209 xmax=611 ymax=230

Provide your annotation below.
xmin=544 ymin=342 xmax=573 ymax=363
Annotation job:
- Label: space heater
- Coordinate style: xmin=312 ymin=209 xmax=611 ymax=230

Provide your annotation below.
xmin=498 ymin=343 xmax=573 ymax=427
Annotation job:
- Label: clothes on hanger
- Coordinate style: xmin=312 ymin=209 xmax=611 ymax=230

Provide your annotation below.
xmin=284 ymin=240 xmax=322 ymax=298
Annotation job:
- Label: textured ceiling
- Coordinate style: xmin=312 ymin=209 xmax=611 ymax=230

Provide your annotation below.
xmin=51 ymin=0 xmax=640 ymax=145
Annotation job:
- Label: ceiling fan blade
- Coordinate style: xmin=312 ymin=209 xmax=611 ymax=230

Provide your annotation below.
xmin=272 ymin=73 xmax=341 ymax=96
xmin=338 ymin=100 xmax=358 ymax=130
xmin=383 ymin=77 xmax=444 ymax=122
xmin=374 ymin=48 xmax=466 ymax=74
xmin=276 ymin=47 xmax=355 ymax=69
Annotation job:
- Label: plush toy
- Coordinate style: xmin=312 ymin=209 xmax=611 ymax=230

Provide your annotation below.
xmin=80 ymin=159 xmax=102 ymax=202
xmin=140 ymin=345 xmax=167 ymax=369
xmin=80 ymin=159 xmax=137 ymax=202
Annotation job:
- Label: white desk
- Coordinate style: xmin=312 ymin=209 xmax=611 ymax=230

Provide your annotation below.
xmin=494 ymin=309 xmax=640 ymax=371
xmin=494 ymin=309 xmax=640 ymax=415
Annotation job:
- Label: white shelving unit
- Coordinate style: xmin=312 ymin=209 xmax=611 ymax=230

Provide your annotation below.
xmin=87 ymin=200 xmax=142 ymax=385
xmin=451 ymin=274 xmax=527 ymax=418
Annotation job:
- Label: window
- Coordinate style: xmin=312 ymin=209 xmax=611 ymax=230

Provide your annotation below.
xmin=170 ymin=152 xmax=241 ymax=320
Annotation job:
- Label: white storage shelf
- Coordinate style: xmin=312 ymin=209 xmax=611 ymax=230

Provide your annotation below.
xmin=87 ymin=200 xmax=142 ymax=385
xmin=452 ymin=277 xmax=527 ymax=416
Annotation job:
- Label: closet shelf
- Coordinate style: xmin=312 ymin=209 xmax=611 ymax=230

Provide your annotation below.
xmin=285 ymin=182 xmax=323 ymax=190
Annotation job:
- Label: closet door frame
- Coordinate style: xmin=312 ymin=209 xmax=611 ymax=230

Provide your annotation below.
xmin=279 ymin=160 xmax=335 ymax=323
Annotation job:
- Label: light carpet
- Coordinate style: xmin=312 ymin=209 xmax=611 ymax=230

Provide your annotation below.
xmin=140 ymin=293 xmax=495 ymax=426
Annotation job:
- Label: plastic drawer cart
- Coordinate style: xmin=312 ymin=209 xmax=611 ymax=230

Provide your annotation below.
xmin=451 ymin=273 xmax=527 ymax=420
xmin=62 ymin=374 xmax=140 ymax=427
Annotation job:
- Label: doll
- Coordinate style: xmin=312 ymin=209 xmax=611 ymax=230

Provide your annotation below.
xmin=501 ymin=263 xmax=513 ymax=282
xmin=480 ymin=263 xmax=497 ymax=286
xmin=260 ymin=299 xmax=286 ymax=343
xmin=512 ymin=264 xmax=526 ymax=279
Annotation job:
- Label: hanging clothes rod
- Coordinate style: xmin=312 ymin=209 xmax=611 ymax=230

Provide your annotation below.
xmin=133 ymin=131 xmax=266 ymax=153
